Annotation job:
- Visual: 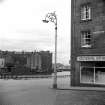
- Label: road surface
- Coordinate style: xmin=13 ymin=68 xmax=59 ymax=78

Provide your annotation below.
xmin=0 ymin=71 xmax=105 ymax=105
xmin=0 ymin=79 xmax=56 ymax=105
xmin=0 ymin=71 xmax=70 ymax=105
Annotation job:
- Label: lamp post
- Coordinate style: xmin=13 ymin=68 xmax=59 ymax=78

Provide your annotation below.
xmin=43 ymin=11 xmax=57 ymax=88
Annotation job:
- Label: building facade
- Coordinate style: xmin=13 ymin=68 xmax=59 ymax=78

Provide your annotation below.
xmin=26 ymin=51 xmax=52 ymax=73
xmin=39 ymin=51 xmax=52 ymax=73
xmin=0 ymin=50 xmax=52 ymax=75
xmin=27 ymin=52 xmax=42 ymax=71
xmin=71 ymin=0 xmax=105 ymax=86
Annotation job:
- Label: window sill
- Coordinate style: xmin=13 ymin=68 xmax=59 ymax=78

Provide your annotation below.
xmin=81 ymin=45 xmax=92 ymax=49
xmin=80 ymin=19 xmax=92 ymax=23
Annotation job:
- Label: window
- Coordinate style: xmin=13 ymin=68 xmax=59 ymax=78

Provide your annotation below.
xmin=81 ymin=31 xmax=91 ymax=48
xmin=80 ymin=62 xmax=105 ymax=84
xmin=81 ymin=4 xmax=91 ymax=21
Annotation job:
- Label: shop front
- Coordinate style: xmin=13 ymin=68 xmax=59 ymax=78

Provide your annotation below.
xmin=77 ymin=56 xmax=105 ymax=85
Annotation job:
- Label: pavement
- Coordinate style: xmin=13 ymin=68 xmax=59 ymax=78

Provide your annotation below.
xmin=55 ymin=89 xmax=105 ymax=105
xmin=56 ymin=74 xmax=105 ymax=105
xmin=57 ymin=85 xmax=105 ymax=92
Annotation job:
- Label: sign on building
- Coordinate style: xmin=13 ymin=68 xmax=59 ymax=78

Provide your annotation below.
xmin=77 ymin=56 xmax=105 ymax=61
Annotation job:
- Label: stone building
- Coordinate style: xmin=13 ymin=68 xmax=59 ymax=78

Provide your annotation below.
xmin=39 ymin=51 xmax=52 ymax=73
xmin=26 ymin=52 xmax=42 ymax=71
xmin=0 ymin=50 xmax=52 ymax=75
xmin=71 ymin=0 xmax=105 ymax=86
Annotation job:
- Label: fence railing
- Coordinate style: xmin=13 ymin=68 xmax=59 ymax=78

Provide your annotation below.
xmin=0 ymin=73 xmax=71 ymax=88
xmin=0 ymin=74 xmax=70 ymax=79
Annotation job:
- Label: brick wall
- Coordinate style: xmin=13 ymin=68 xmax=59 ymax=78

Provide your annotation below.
xmin=71 ymin=0 xmax=105 ymax=86
xmin=74 ymin=0 xmax=105 ymax=56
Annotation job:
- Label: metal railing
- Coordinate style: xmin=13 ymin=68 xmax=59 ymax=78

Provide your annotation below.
xmin=0 ymin=74 xmax=70 ymax=79
xmin=0 ymin=71 xmax=71 ymax=88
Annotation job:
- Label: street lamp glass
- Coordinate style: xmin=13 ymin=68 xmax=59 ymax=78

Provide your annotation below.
xmin=42 ymin=20 xmax=49 ymax=23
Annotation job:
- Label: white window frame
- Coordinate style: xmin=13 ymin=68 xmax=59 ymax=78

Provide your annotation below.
xmin=81 ymin=5 xmax=91 ymax=21
xmin=81 ymin=31 xmax=91 ymax=48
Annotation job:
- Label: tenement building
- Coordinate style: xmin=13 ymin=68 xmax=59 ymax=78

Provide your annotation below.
xmin=71 ymin=0 xmax=105 ymax=86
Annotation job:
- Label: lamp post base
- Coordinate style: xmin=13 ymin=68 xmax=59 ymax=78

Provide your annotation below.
xmin=53 ymin=84 xmax=57 ymax=89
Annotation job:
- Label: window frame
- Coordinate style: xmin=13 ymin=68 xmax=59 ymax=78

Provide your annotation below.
xmin=80 ymin=4 xmax=91 ymax=21
xmin=81 ymin=30 xmax=92 ymax=48
xmin=80 ymin=65 xmax=105 ymax=85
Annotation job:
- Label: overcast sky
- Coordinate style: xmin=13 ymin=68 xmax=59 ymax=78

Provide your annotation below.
xmin=0 ymin=0 xmax=71 ymax=65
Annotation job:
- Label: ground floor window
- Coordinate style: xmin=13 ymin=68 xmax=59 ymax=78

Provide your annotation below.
xmin=80 ymin=62 xmax=105 ymax=84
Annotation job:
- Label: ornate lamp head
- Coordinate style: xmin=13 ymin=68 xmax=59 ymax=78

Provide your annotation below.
xmin=42 ymin=11 xmax=57 ymax=24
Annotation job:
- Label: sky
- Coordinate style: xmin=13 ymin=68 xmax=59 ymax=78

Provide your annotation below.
xmin=0 ymin=0 xmax=71 ymax=65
